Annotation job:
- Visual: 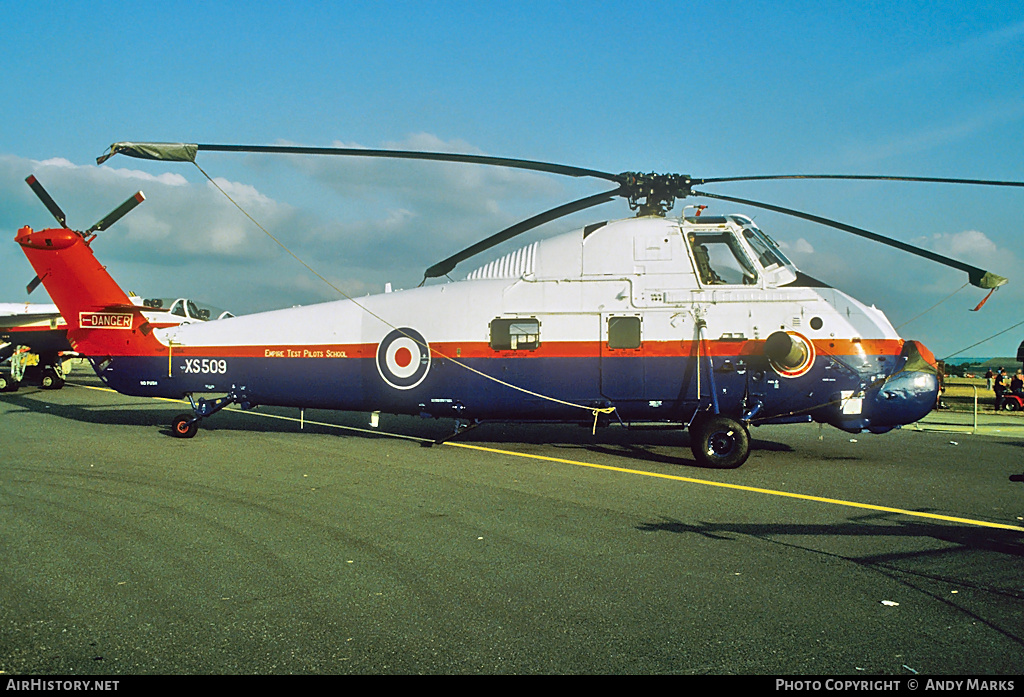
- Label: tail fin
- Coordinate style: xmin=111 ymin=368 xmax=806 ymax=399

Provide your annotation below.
xmin=16 ymin=226 xmax=157 ymax=356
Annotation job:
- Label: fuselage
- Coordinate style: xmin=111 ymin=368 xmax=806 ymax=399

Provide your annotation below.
xmin=0 ymin=303 xmax=69 ymax=353
xmin=62 ymin=214 xmax=938 ymax=434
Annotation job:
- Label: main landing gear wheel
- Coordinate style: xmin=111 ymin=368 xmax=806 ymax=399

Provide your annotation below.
xmin=690 ymin=414 xmax=750 ymax=469
xmin=172 ymin=413 xmax=199 ymax=438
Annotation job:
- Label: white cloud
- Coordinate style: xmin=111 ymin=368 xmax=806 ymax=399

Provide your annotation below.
xmin=1 ymin=137 xmax=621 ymax=314
xmin=914 ymin=229 xmax=1008 ymax=268
xmin=207 ymin=177 xmax=277 ymax=207
xmin=33 ymin=155 xmax=190 ymax=186
xmin=778 ymin=237 xmax=814 ymax=255
xmin=34 ymin=157 xmax=76 ymax=169
xmin=106 ymin=167 xmax=189 ymax=187
xmin=0 ymin=152 xmax=309 ymax=312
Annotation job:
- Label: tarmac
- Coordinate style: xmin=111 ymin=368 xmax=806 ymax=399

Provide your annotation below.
xmin=3 ymin=377 xmax=1023 ymax=674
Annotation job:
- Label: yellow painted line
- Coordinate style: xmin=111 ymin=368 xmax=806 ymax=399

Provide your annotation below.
xmin=67 ymin=382 xmax=1024 ymax=532
xmin=443 ymin=441 xmax=1024 ymax=533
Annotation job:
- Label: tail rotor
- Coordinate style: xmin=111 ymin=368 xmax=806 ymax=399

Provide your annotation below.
xmin=23 ymin=175 xmax=144 ymax=294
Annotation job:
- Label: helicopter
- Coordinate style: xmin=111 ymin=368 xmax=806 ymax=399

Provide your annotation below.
xmin=13 ymin=142 xmax=1022 ymax=468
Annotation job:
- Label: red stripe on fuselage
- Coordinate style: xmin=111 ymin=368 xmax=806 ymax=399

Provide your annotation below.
xmin=95 ymin=337 xmax=906 ymax=360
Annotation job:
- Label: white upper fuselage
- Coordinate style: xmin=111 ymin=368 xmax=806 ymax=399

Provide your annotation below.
xmin=153 ymin=214 xmax=900 ymax=351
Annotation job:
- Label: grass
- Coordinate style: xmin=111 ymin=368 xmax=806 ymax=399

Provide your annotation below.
xmin=941 ymin=376 xmax=1020 ymax=414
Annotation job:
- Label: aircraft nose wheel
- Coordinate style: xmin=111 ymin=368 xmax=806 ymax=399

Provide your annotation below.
xmin=172 ymin=413 xmax=199 ymax=438
xmin=40 ymin=367 xmax=64 ymax=390
xmin=690 ymin=414 xmax=750 ymax=469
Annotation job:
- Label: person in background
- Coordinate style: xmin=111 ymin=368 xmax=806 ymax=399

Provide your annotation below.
xmin=993 ymin=368 xmax=1007 ymax=411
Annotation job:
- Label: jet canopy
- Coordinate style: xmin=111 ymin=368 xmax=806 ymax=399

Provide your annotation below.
xmin=136 ymin=297 xmax=234 ymax=322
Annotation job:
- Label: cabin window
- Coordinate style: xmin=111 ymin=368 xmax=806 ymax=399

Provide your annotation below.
xmin=688 ymin=232 xmax=758 ymax=286
xmin=607 ymin=316 xmax=641 ymax=349
xmin=490 ymin=318 xmax=540 ymax=351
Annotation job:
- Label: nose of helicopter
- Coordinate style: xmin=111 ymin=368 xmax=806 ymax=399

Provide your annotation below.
xmin=863 ymin=340 xmax=940 ymax=432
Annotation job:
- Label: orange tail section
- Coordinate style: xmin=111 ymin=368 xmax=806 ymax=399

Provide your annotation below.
xmin=16 ymin=226 xmax=160 ymax=356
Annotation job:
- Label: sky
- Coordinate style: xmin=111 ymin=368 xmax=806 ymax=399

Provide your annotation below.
xmin=1 ymin=0 xmax=1022 ymax=360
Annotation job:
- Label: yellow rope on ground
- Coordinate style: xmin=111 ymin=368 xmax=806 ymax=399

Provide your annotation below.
xmin=193 ymin=161 xmax=615 ymax=420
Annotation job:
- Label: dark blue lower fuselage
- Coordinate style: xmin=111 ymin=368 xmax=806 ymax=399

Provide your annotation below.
xmin=91 ymin=348 xmax=938 ymax=434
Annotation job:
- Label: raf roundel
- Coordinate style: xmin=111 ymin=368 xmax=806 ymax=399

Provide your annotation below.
xmin=376 ymin=328 xmax=431 ymax=390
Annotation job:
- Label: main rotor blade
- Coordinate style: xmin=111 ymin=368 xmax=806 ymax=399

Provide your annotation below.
xmin=424 ymin=189 xmax=621 ymax=280
xmin=25 ymin=175 xmax=67 ymax=228
xmin=203 ymin=144 xmax=623 ymax=183
xmin=692 ymin=189 xmax=1007 ymax=290
xmin=697 ymin=174 xmax=1024 ymax=188
xmin=85 ymin=192 xmax=145 ymax=234
xmin=98 ymin=141 xmax=623 ymax=184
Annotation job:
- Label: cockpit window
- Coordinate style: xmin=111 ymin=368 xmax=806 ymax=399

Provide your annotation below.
xmin=688 ymin=232 xmax=758 ymax=285
xmin=742 ymin=228 xmax=786 ymax=270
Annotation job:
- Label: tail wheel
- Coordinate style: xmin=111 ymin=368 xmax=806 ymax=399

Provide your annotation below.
xmin=690 ymin=414 xmax=751 ymax=469
xmin=172 ymin=413 xmax=199 ymax=438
